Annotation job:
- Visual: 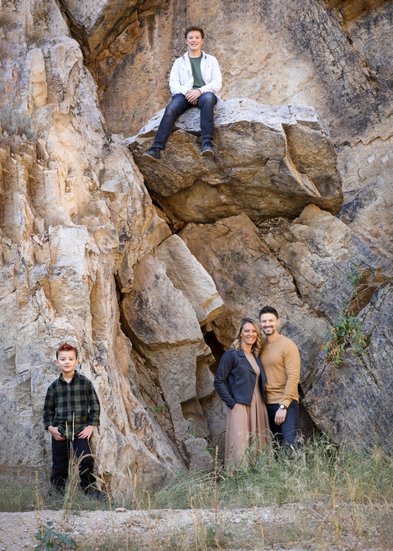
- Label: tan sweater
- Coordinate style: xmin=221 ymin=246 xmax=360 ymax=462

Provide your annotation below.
xmin=260 ymin=334 xmax=300 ymax=407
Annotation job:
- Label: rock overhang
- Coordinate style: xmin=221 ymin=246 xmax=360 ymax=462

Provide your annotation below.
xmin=127 ymin=98 xmax=343 ymax=224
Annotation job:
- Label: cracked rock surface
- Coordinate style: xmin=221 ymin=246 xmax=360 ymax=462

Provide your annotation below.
xmin=128 ymin=99 xmax=343 ymax=223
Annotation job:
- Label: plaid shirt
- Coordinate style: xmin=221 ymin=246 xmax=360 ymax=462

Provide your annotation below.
xmin=43 ymin=371 xmax=100 ymax=439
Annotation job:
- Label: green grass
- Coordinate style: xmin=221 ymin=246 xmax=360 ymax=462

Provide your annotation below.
xmin=0 ymin=467 xmax=107 ymax=513
xmin=1 ymin=438 xmax=392 ymax=513
xmin=150 ymin=437 xmax=393 ymax=510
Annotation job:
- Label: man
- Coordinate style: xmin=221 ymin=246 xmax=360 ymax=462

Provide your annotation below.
xmin=259 ymin=306 xmax=301 ymax=446
xmin=143 ymin=26 xmax=222 ymax=161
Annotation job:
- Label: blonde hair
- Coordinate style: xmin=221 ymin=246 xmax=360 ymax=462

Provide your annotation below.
xmin=231 ymin=317 xmax=263 ymax=356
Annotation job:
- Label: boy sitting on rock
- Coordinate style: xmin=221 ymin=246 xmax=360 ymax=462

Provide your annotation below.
xmin=43 ymin=342 xmax=105 ymax=500
xmin=143 ymin=26 xmax=222 ymax=160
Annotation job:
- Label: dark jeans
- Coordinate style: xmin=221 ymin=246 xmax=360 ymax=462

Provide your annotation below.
xmin=153 ymin=92 xmax=217 ymax=149
xmin=51 ymin=437 xmax=95 ymax=492
xmin=267 ymin=401 xmax=300 ymax=446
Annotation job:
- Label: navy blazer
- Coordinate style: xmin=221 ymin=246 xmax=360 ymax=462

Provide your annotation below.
xmin=214 ymin=348 xmax=266 ymax=409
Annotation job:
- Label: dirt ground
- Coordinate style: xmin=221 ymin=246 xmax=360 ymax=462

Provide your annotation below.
xmin=0 ymin=503 xmax=391 ymax=551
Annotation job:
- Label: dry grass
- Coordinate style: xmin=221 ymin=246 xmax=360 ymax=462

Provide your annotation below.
xmin=1 ymin=437 xmax=392 ymax=550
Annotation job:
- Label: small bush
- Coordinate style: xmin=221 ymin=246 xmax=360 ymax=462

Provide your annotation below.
xmin=34 ymin=521 xmax=77 ymax=550
xmin=323 ymin=312 xmax=368 ymax=367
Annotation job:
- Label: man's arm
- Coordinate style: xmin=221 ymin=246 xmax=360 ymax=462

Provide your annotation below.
xmin=282 ymin=341 xmax=301 ymax=408
xmin=275 ymin=341 xmax=300 ymax=425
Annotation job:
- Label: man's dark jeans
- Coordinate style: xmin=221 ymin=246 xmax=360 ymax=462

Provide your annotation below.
xmin=267 ymin=400 xmax=300 ymax=446
xmin=153 ymin=92 xmax=217 ymax=149
xmin=51 ymin=437 xmax=95 ymax=492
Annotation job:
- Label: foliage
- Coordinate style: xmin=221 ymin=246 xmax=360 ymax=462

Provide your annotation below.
xmin=322 ymin=265 xmax=369 ymax=367
xmin=150 ymin=437 xmax=393 ymax=510
xmin=34 ymin=521 xmax=77 ymax=551
xmin=322 ymin=311 xmax=368 ymax=367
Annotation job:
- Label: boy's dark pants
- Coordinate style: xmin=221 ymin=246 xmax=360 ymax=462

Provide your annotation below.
xmin=51 ymin=437 xmax=95 ymax=492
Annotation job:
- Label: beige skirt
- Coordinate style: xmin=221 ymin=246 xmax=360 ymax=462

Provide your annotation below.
xmin=225 ymin=360 xmax=270 ymax=468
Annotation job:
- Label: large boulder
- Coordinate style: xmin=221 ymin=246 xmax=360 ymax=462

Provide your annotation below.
xmin=180 ymin=213 xmax=329 ymax=376
xmin=302 ymin=283 xmax=393 ymax=451
xmin=156 ymin=234 xmax=224 ymax=325
xmin=127 ymin=99 xmax=343 ymax=223
xmin=262 ymin=204 xmax=384 ymax=323
xmin=120 ymin=253 xmax=218 ymax=470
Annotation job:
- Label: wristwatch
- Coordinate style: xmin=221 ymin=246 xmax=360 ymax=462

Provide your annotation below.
xmin=279 ymin=404 xmax=288 ymax=410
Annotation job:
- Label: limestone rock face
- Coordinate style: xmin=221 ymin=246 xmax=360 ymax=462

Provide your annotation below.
xmin=302 ymin=283 xmax=393 ymax=450
xmin=120 ymin=253 xmax=215 ymax=469
xmin=128 ymin=99 xmax=343 ymax=223
xmin=0 ymin=0 xmax=223 ymax=493
xmin=181 ymin=214 xmax=329 ymax=376
xmin=1 ymin=0 xmax=393 ymax=489
xmin=339 ymin=179 xmax=393 ymax=277
xmin=263 ymin=204 xmax=382 ymax=322
xmin=61 ymin=0 xmax=175 ymax=136
xmin=156 ymin=234 xmax=224 ymax=325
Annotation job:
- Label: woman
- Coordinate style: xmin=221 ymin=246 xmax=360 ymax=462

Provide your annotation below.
xmin=214 ymin=318 xmax=270 ymax=467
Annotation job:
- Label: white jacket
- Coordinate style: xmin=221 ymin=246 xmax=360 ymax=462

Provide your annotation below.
xmin=169 ymin=51 xmax=222 ymax=96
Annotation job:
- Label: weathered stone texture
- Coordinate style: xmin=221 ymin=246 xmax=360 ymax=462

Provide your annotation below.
xmin=181 ymin=214 xmax=329 ymax=375
xmin=120 ymin=254 xmax=214 ymax=469
xmin=1 ymin=0 xmax=392 ymax=493
xmin=0 ymin=0 xmax=217 ymax=493
xmin=262 ymin=204 xmax=382 ymax=322
xmin=156 ymin=234 xmax=224 ymax=325
xmin=303 ymin=283 xmax=393 ymax=450
xmin=128 ymin=100 xmax=343 ymax=223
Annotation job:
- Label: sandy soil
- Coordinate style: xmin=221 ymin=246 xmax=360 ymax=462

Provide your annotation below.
xmin=0 ymin=503 xmax=390 ymax=551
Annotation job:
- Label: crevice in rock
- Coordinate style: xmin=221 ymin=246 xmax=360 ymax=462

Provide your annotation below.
xmin=116 ymin=278 xmax=178 ymax=446
xmin=203 ymin=329 xmax=225 ymax=374
xmin=151 ymin=201 xmax=186 ymax=235
xmin=347 ymin=267 xmax=391 ymax=316
xmin=299 ymin=402 xmax=321 ymax=440
xmin=180 ymin=397 xmax=209 ymax=439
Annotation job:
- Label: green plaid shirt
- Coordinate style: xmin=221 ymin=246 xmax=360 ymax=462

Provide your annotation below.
xmin=43 ymin=371 xmax=100 ymax=439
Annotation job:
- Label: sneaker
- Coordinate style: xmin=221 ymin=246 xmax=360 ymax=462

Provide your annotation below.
xmin=84 ymin=488 xmax=108 ymax=501
xmin=201 ymin=142 xmax=214 ymax=158
xmin=142 ymin=146 xmax=161 ymax=161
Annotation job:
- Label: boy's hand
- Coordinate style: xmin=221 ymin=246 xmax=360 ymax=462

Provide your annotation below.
xmin=48 ymin=426 xmax=65 ymax=441
xmin=185 ymin=89 xmax=201 ymax=105
xmin=78 ymin=425 xmax=94 ymax=439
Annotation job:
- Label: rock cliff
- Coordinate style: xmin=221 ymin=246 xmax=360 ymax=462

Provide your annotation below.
xmin=0 ymin=0 xmax=392 ymax=495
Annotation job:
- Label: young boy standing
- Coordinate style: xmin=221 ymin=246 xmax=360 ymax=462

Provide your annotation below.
xmin=43 ymin=342 xmax=104 ymax=499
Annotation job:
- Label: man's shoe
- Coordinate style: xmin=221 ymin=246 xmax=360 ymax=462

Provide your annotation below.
xmin=142 ymin=147 xmax=161 ymax=161
xmin=201 ymin=142 xmax=214 ymax=158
